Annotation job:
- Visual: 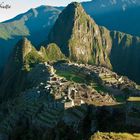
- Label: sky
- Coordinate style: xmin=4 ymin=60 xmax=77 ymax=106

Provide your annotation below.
xmin=0 ymin=0 xmax=90 ymax=22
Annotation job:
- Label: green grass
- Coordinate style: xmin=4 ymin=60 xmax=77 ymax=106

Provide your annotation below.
xmin=91 ymin=132 xmax=140 ymax=140
xmin=56 ymin=69 xmax=108 ymax=94
xmin=56 ymin=70 xmax=85 ymax=83
xmin=91 ymin=83 xmax=108 ymax=93
xmin=127 ymin=97 xmax=140 ymax=102
xmin=23 ymin=48 xmax=44 ymax=71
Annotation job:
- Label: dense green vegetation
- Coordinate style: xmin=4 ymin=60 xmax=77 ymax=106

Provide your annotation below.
xmin=56 ymin=70 xmax=85 ymax=83
xmin=24 ymin=48 xmax=44 ymax=71
xmin=46 ymin=43 xmax=66 ymax=61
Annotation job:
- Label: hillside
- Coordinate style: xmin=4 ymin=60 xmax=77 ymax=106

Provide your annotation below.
xmin=48 ymin=2 xmax=140 ymax=83
xmin=0 ymin=6 xmax=61 ymax=41
xmin=48 ymin=2 xmax=112 ymax=68
xmin=0 ymin=38 xmax=44 ymax=100
xmin=0 ymin=3 xmax=140 ymax=139
xmin=0 ymin=58 xmax=140 ymax=139
xmin=0 ymin=6 xmax=61 ymax=71
xmin=0 ymin=0 xmax=140 ymax=77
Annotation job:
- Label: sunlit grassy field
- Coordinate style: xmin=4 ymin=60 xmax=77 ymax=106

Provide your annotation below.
xmin=90 ymin=132 xmax=140 ymax=140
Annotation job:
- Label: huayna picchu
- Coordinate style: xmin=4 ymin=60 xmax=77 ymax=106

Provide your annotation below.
xmin=0 ymin=2 xmax=140 ymax=140
xmin=48 ymin=2 xmax=140 ymax=83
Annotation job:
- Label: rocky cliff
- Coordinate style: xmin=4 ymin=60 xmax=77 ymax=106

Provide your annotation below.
xmin=48 ymin=3 xmax=112 ymax=68
xmin=48 ymin=2 xmax=140 ymax=83
xmin=0 ymin=38 xmax=44 ymax=100
xmin=0 ymin=2 xmax=140 ymax=139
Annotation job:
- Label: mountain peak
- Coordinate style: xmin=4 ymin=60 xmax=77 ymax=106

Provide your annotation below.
xmin=48 ymin=2 xmax=112 ymax=67
xmin=49 ymin=2 xmax=111 ymax=67
xmin=15 ymin=37 xmax=33 ymax=59
xmin=16 ymin=37 xmax=30 ymax=45
xmin=68 ymin=2 xmax=82 ymax=8
xmin=20 ymin=37 xmax=30 ymax=45
xmin=65 ymin=2 xmax=85 ymax=16
xmin=48 ymin=2 xmax=93 ymax=55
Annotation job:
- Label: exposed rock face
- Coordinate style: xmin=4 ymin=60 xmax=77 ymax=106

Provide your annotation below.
xmin=0 ymin=38 xmax=44 ymax=100
xmin=48 ymin=3 xmax=112 ymax=68
xmin=48 ymin=2 xmax=140 ymax=83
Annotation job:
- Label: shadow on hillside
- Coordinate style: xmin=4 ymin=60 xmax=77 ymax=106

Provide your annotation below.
xmin=9 ymin=102 xmax=140 ymax=140
xmin=1 ymin=62 xmax=140 ymax=140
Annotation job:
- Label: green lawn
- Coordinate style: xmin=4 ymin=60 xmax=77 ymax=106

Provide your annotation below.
xmin=91 ymin=132 xmax=140 ymax=140
xmin=56 ymin=69 xmax=107 ymax=93
xmin=56 ymin=70 xmax=85 ymax=83
xmin=128 ymin=97 xmax=140 ymax=102
xmin=91 ymin=83 xmax=108 ymax=93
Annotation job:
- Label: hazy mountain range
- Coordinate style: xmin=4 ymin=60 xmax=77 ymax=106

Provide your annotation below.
xmin=1 ymin=1 xmax=140 ymax=97
xmin=0 ymin=2 xmax=140 ymax=139
xmin=83 ymin=0 xmax=140 ymax=36
xmin=0 ymin=0 xmax=140 ymax=83
xmin=0 ymin=6 xmax=61 ymax=70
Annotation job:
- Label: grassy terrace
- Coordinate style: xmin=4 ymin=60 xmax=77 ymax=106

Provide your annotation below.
xmin=127 ymin=97 xmax=140 ymax=102
xmin=91 ymin=132 xmax=140 ymax=140
xmin=56 ymin=69 xmax=107 ymax=93
xmin=91 ymin=83 xmax=108 ymax=93
xmin=56 ymin=70 xmax=85 ymax=83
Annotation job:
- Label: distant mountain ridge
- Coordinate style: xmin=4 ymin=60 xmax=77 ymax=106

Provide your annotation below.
xmin=0 ymin=3 xmax=140 ymax=139
xmin=82 ymin=0 xmax=140 ymax=37
xmin=0 ymin=6 xmax=61 ymax=40
xmin=1 ymin=2 xmax=140 ymax=98
xmin=82 ymin=0 xmax=140 ymax=13
xmin=0 ymin=0 xmax=140 ymax=83
xmin=0 ymin=6 xmax=61 ymax=71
